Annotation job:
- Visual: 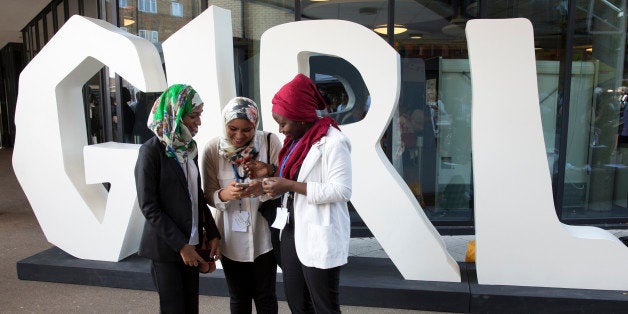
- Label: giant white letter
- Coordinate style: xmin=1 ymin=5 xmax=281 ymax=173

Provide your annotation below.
xmin=260 ymin=20 xmax=460 ymax=282
xmin=162 ymin=5 xmax=237 ymax=158
xmin=13 ymin=16 xmax=167 ymax=261
xmin=467 ymin=18 xmax=628 ymax=290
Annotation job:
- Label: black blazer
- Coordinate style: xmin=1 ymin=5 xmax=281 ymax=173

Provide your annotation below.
xmin=135 ymin=136 xmax=220 ymax=262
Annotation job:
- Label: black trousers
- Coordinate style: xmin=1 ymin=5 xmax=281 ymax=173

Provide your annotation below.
xmin=150 ymin=260 xmax=199 ymax=314
xmin=220 ymin=250 xmax=278 ymax=314
xmin=280 ymin=223 xmax=341 ymax=314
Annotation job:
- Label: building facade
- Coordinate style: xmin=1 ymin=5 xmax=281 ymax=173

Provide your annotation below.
xmin=4 ymin=0 xmax=628 ymax=233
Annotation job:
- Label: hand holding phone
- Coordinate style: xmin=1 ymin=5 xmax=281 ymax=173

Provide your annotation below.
xmin=235 ymin=182 xmax=250 ymax=188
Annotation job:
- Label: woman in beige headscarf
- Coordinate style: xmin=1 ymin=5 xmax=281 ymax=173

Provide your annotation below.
xmin=202 ymin=97 xmax=282 ymax=314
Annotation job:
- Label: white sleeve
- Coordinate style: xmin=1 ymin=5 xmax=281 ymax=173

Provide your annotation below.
xmin=307 ymin=133 xmax=352 ymax=205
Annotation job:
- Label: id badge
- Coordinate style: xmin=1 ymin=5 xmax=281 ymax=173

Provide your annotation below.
xmin=271 ymin=207 xmax=289 ymax=230
xmin=231 ymin=210 xmax=250 ymax=232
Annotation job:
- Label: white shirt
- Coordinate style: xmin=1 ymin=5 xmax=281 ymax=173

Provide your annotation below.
xmin=183 ymin=156 xmax=199 ymax=246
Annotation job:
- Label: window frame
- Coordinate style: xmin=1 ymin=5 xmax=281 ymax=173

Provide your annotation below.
xmin=171 ymin=2 xmax=183 ymax=17
xmin=138 ymin=0 xmax=157 ymax=14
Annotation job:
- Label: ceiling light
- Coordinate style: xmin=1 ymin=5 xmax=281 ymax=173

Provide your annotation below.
xmin=441 ymin=15 xmax=467 ymax=37
xmin=441 ymin=23 xmax=464 ymax=36
xmin=373 ymin=24 xmax=407 ymax=35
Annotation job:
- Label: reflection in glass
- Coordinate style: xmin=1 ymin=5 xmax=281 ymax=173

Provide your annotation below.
xmin=84 ymin=0 xmax=99 ymax=18
xmin=310 ymin=56 xmax=370 ymax=126
xmin=68 ymin=0 xmax=80 ymax=16
xmin=117 ymin=81 xmax=159 ymax=144
xmin=15 ymin=0 xmax=628 ymax=227
xmin=229 ymin=0 xmax=295 ymax=110
xmin=84 ymin=73 xmax=104 ymax=144
xmin=119 ymin=0 xmax=201 ymax=48
xmin=56 ymin=2 xmax=65 ymax=30
xmin=393 ymin=0 xmax=474 ymax=221
xmin=562 ymin=0 xmax=628 ymax=219
xmin=301 ymin=0 xmax=389 ymax=34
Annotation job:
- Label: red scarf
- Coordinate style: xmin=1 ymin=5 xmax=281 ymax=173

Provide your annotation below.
xmin=278 ymin=116 xmax=339 ymax=179
xmin=272 ymin=74 xmax=327 ymax=122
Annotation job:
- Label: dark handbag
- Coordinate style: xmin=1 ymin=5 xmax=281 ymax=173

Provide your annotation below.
xmin=258 ymin=196 xmax=280 ymax=225
xmin=259 ymin=197 xmax=282 ymax=267
xmin=258 ymin=132 xmax=282 ymax=267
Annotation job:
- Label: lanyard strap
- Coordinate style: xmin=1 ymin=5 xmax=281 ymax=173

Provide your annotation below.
xmin=279 ymin=139 xmax=301 ymax=178
xmin=232 ymin=164 xmax=246 ymax=210
xmin=279 ymin=139 xmax=301 ymax=206
xmin=232 ymin=164 xmax=247 ymax=183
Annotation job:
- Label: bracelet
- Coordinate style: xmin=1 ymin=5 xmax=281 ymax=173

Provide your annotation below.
xmin=268 ymin=164 xmax=277 ymax=177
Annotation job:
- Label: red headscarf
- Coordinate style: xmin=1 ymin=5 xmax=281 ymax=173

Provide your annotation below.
xmin=272 ymin=74 xmax=327 ymax=123
xmin=272 ymin=74 xmax=339 ymax=179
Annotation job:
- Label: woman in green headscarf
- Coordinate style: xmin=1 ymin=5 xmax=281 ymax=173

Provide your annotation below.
xmin=135 ymin=84 xmax=221 ymax=313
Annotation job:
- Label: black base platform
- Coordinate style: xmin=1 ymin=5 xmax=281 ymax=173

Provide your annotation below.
xmin=17 ymin=247 xmax=628 ymax=313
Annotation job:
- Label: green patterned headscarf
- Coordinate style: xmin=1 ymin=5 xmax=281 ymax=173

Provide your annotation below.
xmin=147 ymin=84 xmax=203 ymax=164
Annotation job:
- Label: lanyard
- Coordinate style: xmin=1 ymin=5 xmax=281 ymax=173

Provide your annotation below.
xmin=232 ymin=164 xmax=247 ymax=211
xmin=279 ymin=139 xmax=301 ymax=206
xmin=279 ymin=139 xmax=301 ymax=178
xmin=232 ymin=164 xmax=247 ymax=183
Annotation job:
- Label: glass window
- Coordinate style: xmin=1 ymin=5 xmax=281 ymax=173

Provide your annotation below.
xmin=139 ymin=0 xmax=157 ymax=13
xmin=227 ymin=0 xmax=295 ymax=114
xmin=85 ymin=73 xmax=105 ymax=144
xmin=172 ymin=2 xmax=183 ymax=17
xmin=561 ymin=0 xmax=628 ymax=219
xmin=105 ymin=0 xmax=116 ymax=24
xmin=45 ymin=10 xmax=54 ymax=41
xmin=116 ymin=0 xmax=204 ymax=144
xmin=84 ymin=0 xmax=99 ymax=18
xmin=29 ymin=24 xmax=37 ymax=55
xmin=109 ymin=79 xmax=139 ymax=144
xmin=120 ymin=0 xmax=137 ymax=34
xmin=137 ymin=29 xmax=158 ymax=43
xmin=56 ymin=1 xmax=65 ymax=29
xmin=121 ymin=82 xmax=157 ymax=144
xmin=37 ymin=19 xmax=45 ymax=51
xmin=300 ymin=1 xmax=381 ymax=127
xmin=150 ymin=30 xmax=159 ymax=43
xmin=120 ymin=0 xmax=200 ymax=46
xmin=309 ymin=57 xmax=369 ymax=126
xmin=119 ymin=0 xmax=128 ymax=8
xmin=68 ymin=0 xmax=80 ymax=17
xmin=389 ymin=0 xmax=476 ymax=221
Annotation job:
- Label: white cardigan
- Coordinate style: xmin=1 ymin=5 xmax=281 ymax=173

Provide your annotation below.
xmin=292 ymin=127 xmax=352 ymax=269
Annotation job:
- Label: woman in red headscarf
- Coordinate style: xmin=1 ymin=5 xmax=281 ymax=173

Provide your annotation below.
xmin=261 ymin=74 xmax=352 ymax=313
